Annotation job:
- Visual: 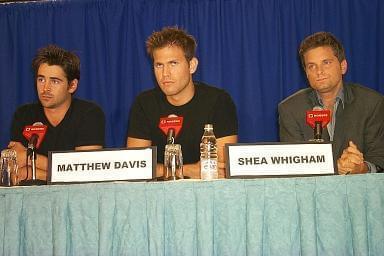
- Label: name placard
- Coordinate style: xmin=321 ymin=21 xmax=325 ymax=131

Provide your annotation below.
xmin=226 ymin=143 xmax=335 ymax=178
xmin=48 ymin=147 xmax=156 ymax=184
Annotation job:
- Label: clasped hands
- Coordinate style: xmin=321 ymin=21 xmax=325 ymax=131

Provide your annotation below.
xmin=337 ymin=141 xmax=368 ymax=175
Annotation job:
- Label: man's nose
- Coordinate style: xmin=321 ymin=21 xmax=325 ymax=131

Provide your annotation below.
xmin=162 ymin=65 xmax=170 ymax=77
xmin=43 ymin=81 xmax=51 ymax=91
xmin=316 ymin=65 xmax=325 ymax=75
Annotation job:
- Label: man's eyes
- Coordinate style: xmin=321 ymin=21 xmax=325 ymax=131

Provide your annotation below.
xmin=155 ymin=63 xmax=163 ymax=68
xmin=154 ymin=62 xmax=178 ymax=68
xmin=307 ymin=64 xmax=316 ymax=70
xmin=323 ymin=60 xmax=332 ymax=65
xmin=37 ymin=78 xmax=62 ymax=85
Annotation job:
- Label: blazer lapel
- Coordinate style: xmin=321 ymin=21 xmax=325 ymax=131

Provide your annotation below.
xmin=332 ymin=105 xmax=346 ymax=158
xmin=332 ymin=84 xmax=354 ymax=159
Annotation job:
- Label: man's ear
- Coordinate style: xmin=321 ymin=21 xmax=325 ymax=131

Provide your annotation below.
xmin=341 ymin=59 xmax=348 ymax=75
xmin=68 ymin=79 xmax=78 ymax=93
xmin=189 ymin=57 xmax=198 ymax=74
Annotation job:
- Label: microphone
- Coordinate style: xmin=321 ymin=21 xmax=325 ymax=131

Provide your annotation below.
xmin=166 ymin=128 xmax=175 ymax=144
xmin=22 ymin=122 xmax=48 ymax=154
xmin=306 ymin=106 xmax=331 ymax=141
xmin=158 ymin=116 xmax=183 ymax=144
xmin=19 ymin=122 xmax=48 ymax=185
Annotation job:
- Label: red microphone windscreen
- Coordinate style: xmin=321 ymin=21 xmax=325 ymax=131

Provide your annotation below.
xmin=158 ymin=116 xmax=183 ymax=137
xmin=306 ymin=109 xmax=331 ymax=128
xmin=22 ymin=123 xmax=48 ymax=149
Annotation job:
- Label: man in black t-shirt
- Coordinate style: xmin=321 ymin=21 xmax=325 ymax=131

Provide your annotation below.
xmin=126 ymin=27 xmax=238 ymax=179
xmin=8 ymin=45 xmax=105 ymax=183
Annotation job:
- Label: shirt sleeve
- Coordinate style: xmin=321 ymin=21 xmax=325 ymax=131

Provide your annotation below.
xmin=365 ymin=161 xmax=377 ymax=173
xmin=127 ymin=97 xmax=152 ymax=140
xmin=76 ymin=105 xmax=105 ymax=147
xmin=363 ymin=97 xmax=384 ymax=169
xmin=278 ymin=103 xmax=305 ymax=142
xmin=212 ymin=91 xmax=238 ymax=138
xmin=10 ymin=107 xmax=28 ymax=146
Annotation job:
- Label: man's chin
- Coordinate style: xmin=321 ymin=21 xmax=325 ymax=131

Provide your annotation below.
xmin=40 ymin=102 xmax=56 ymax=109
xmin=162 ymin=90 xmax=179 ymax=97
xmin=311 ymin=84 xmax=332 ymax=93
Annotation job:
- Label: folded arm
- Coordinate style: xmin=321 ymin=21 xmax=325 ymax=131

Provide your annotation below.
xmin=8 ymin=141 xmax=102 ymax=182
xmin=126 ymin=135 xmax=237 ymax=179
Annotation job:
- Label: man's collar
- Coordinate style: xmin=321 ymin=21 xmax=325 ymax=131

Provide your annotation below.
xmin=310 ymin=86 xmax=345 ymax=109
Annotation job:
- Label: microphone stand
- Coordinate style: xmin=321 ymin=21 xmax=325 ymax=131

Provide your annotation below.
xmin=19 ymin=148 xmax=46 ymax=186
xmin=166 ymin=128 xmax=175 ymax=145
xmin=163 ymin=128 xmax=176 ymax=181
xmin=31 ymin=149 xmax=37 ymax=180
xmin=312 ymin=121 xmax=324 ymax=142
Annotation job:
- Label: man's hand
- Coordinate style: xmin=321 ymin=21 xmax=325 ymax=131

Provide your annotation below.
xmin=16 ymin=166 xmax=47 ymax=184
xmin=185 ymin=161 xmax=226 ymax=179
xmin=157 ymin=162 xmax=201 ymax=179
xmin=217 ymin=161 xmax=227 ymax=178
xmin=337 ymin=141 xmax=368 ymax=174
xmin=156 ymin=161 xmax=226 ymax=179
xmin=17 ymin=166 xmax=29 ymax=182
xmin=180 ymin=162 xmax=201 ymax=179
xmin=8 ymin=141 xmax=28 ymax=168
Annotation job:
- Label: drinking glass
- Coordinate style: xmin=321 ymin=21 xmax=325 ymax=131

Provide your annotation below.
xmin=163 ymin=144 xmax=183 ymax=180
xmin=1 ymin=148 xmax=19 ymax=186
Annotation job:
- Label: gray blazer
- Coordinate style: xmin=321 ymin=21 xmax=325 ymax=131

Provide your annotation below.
xmin=278 ymin=83 xmax=384 ymax=172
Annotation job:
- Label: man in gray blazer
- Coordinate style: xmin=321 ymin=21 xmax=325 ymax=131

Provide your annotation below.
xmin=279 ymin=32 xmax=384 ymax=174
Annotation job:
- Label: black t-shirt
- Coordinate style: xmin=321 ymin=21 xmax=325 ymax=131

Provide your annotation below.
xmin=127 ymin=82 xmax=238 ymax=164
xmin=11 ymin=98 xmax=105 ymax=156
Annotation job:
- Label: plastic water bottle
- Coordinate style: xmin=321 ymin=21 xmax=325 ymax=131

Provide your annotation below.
xmin=200 ymin=124 xmax=218 ymax=180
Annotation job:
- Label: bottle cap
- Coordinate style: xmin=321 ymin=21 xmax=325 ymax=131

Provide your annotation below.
xmin=204 ymin=124 xmax=213 ymax=129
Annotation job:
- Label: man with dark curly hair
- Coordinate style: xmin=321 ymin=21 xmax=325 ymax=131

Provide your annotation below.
xmin=8 ymin=45 xmax=105 ymax=183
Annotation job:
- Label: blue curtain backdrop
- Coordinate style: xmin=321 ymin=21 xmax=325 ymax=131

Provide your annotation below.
xmin=0 ymin=0 xmax=383 ymax=149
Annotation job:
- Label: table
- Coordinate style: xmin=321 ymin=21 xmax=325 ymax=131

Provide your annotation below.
xmin=1 ymin=174 xmax=383 ymax=255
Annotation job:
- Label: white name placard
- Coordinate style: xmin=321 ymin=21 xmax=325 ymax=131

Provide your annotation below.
xmin=226 ymin=143 xmax=335 ymax=177
xmin=48 ymin=147 xmax=156 ymax=184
